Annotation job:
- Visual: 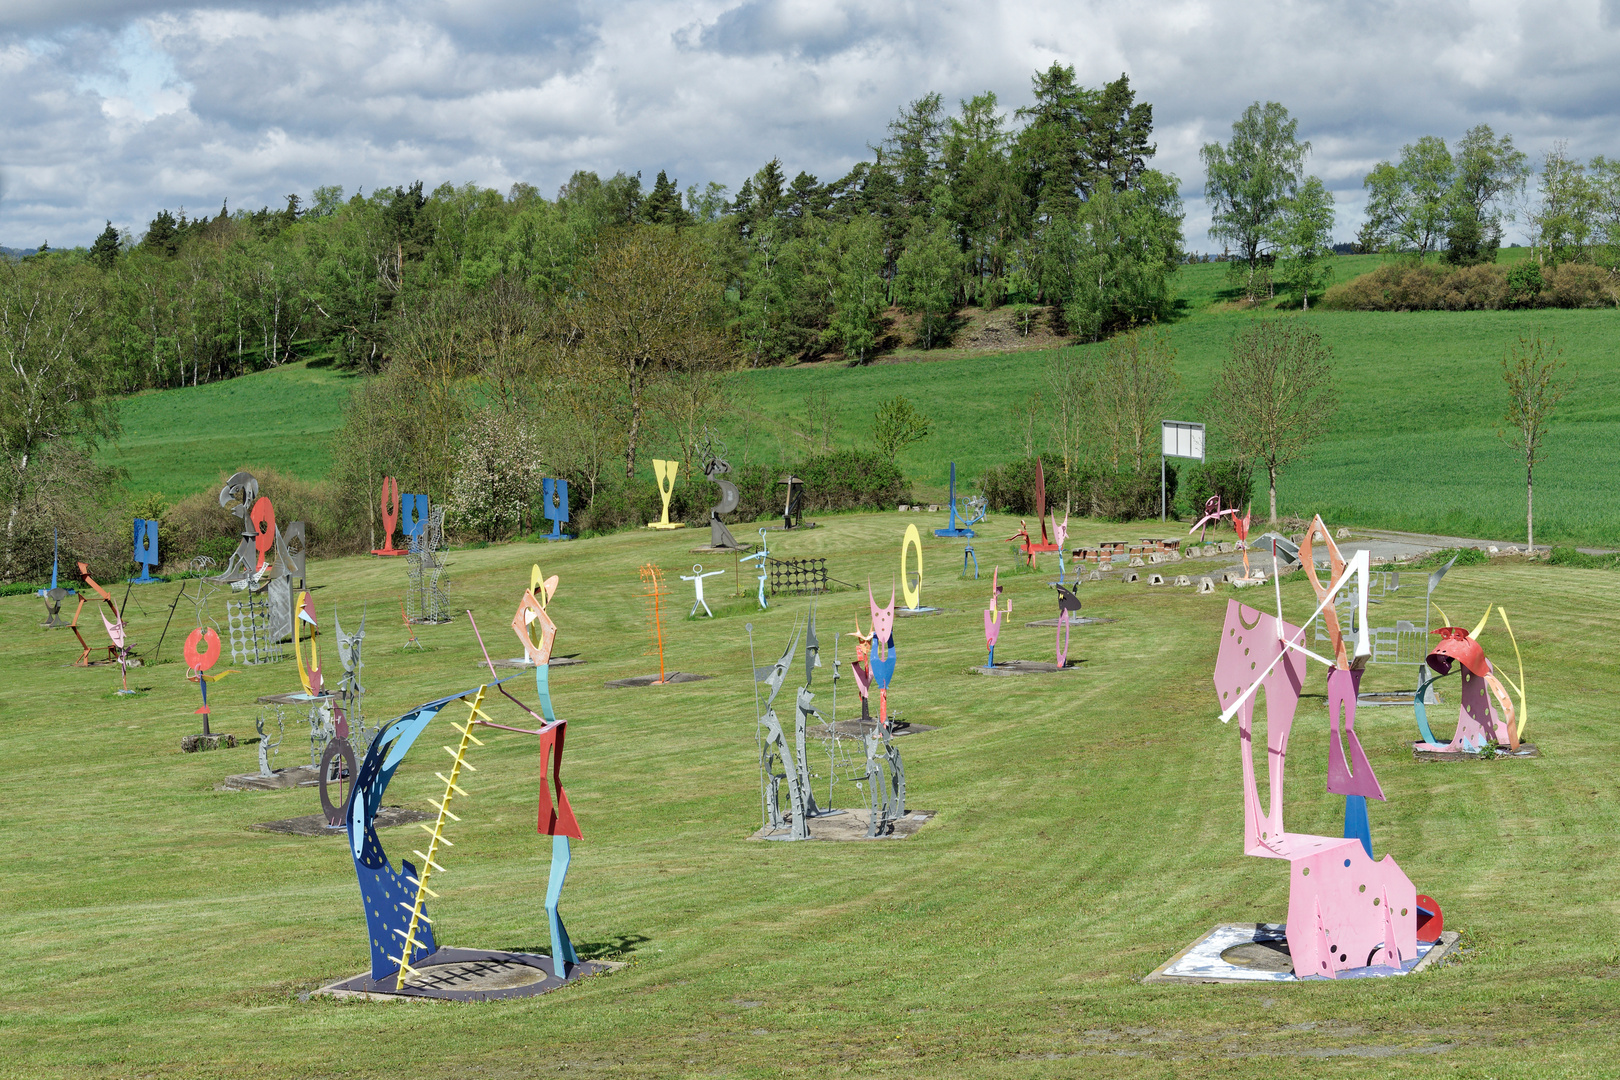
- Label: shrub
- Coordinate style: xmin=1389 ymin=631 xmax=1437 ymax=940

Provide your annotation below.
xmin=980 ymin=455 xmax=1173 ymax=522
xmin=1183 ymin=460 xmax=1256 ymax=516
xmin=1542 ymin=263 xmax=1618 ymax=309
xmin=163 ymin=467 xmax=356 ymax=567
xmin=1506 ymin=262 xmax=1543 ymax=308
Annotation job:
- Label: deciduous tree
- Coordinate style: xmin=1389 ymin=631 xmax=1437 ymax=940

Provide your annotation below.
xmin=1499 ymin=332 xmax=1570 ymax=551
xmin=1201 ymin=102 xmax=1311 ymax=298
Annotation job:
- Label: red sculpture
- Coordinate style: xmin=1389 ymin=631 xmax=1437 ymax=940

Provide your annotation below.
xmin=373 ymin=476 xmax=405 ymax=556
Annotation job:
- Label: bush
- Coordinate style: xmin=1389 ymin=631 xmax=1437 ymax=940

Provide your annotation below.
xmin=1182 ymin=460 xmax=1255 ymax=516
xmin=980 ymin=455 xmax=1174 ymax=522
xmin=1542 ymin=263 xmax=1618 ymax=308
xmin=163 ymin=466 xmax=357 ymax=568
xmin=1319 ymin=263 xmax=1509 ymax=311
xmin=1548 ymin=546 xmax=1620 ymax=570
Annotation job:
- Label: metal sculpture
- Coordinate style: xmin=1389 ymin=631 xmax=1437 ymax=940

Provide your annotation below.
xmin=703 ymin=456 xmax=745 ymax=550
xmin=343 ymin=567 xmax=590 ymax=995
xmin=847 ymin=622 xmax=874 ymax=722
xmin=1053 ymin=583 xmax=1081 ymax=667
xmin=373 ymin=476 xmax=405 ymax=556
xmin=739 ymin=528 xmax=771 ymax=609
xmin=542 ymin=477 xmax=572 ymax=541
xmin=406 ymin=506 xmax=451 ymax=625
xmin=227 ymin=592 xmax=282 ymax=665
xmin=983 ymin=567 xmax=1011 ymax=668
xmin=1053 ymin=512 xmax=1070 ymax=585
xmin=681 ymin=564 xmax=725 ymax=618
xmin=284 ymin=521 xmax=308 ymax=590
xmin=934 ymin=462 xmax=982 ymax=538
xmin=40 ymin=530 xmax=74 ymax=628
xmin=793 ymin=605 xmax=826 ymax=820
xmin=132 ymin=518 xmax=160 ymax=583
xmin=899 ymin=524 xmax=925 ymax=611
xmin=770 ymin=558 xmax=829 ymax=597
xmin=751 ymin=620 xmax=810 ymax=839
xmin=1209 ymin=520 xmax=1442 ymax=979
xmin=213 ymin=471 xmax=298 ymax=642
xmin=1414 ymin=607 xmax=1528 ymax=754
xmin=183 ymin=627 xmax=230 ymax=731
xmin=72 ymin=563 xmax=135 ymax=683
xmin=861 ymin=586 xmax=905 ymax=836
xmin=402 ymin=493 xmax=431 ymax=541
xmin=1190 ymin=495 xmax=1240 ymax=543
xmin=961 ymin=545 xmax=979 ymax=579
xmin=778 ymin=474 xmax=806 ymax=530
xmin=1015 ymin=459 xmax=1061 ymax=565
xmin=649 ymin=459 xmax=685 ymax=529
xmin=639 ymin=563 xmax=671 ymax=683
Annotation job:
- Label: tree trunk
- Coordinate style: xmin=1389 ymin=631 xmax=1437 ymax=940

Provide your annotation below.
xmin=1526 ymin=461 xmax=1534 ymax=551
xmin=1268 ymin=463 xmax=1279 ymax=524
xmin=624 ymin=366 xmax=642 ymax=480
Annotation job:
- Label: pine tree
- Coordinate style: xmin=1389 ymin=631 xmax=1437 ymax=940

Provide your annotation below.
xmin=89 ymin=222 xmax=120 ymax=269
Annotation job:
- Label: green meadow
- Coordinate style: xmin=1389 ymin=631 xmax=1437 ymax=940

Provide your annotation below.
xmin=98 ymin=258 xmax=1620 ymax=548
xmin=3 ymin=513 xmax=1618 ymax=1077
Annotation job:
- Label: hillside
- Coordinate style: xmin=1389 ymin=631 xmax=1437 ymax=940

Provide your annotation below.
xmin=96 ymin=257 xmax=1620 ymax=546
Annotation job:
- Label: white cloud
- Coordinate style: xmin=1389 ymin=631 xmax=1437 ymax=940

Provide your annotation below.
xmin=2 ymin=0 xmax=1618 ymax=247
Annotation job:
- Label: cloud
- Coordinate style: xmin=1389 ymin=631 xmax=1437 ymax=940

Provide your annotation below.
xmin=2 ymin=0 xmax=1619 ymax=247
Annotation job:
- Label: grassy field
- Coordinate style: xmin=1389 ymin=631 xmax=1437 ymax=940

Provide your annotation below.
xmin=4 ymin=512 xmax=1618 ymax=1078
xmin=93 ymin=257 xmax=1620 ymax=546
xmin=99 ymin=359 xmax=359 ymax=501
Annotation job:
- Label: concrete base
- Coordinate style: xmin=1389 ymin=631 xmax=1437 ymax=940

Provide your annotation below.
xmin=1023 ymin=617 xmax=1118 ymax=628
xmin=603 ymin=671 xmax=714 ymax=688
xmin=1413 ymin=742 xmax=1539 ymax=761
xmin=314 ymin=947 xmax=620 ymax=1003
xmin=894 ymin=606 xmax=944 ymax=617
xmin=1146 ymin=923 xmax=1461 ymax=984
xmin=250 ymin=807 xmax=432 ymax=837
xmin=972 ymin=659 xmax=1083 ymax=675
xmin=219 ymin=764 xmax=320 ymax=791
xmin=750 ymin=807 xmax=936 ymax=841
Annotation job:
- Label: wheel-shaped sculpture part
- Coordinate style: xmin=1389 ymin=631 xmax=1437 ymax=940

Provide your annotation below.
xmin=1415 ymin=893 xmax=1444 ymax=944
xmin=319 ymin=736 xmax=358 ymax=827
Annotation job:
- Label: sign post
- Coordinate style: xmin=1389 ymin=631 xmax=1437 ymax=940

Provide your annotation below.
xmin=1160 ymin=421 xmax=1206 ymax=521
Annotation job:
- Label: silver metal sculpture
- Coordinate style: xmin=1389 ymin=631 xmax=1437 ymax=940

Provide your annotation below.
xmin=227 ymin=592 xmax=283 ymax=666
xmin=406 ymin=506 xmax=452 ymax=625
xmin=751 ymin=621 xmax=810 ymax=839
xmin=793 ymin=605 xmax=825 ymax=820
xmin=681 ymin=564 xmax=725 ymax=617
xmin=256 ymin=707 xmax=285 ymax=777
xmin=703 ymin=453 xmax=746 ymax=551
xmin=335 ymin=607 xmax=369 ymax=747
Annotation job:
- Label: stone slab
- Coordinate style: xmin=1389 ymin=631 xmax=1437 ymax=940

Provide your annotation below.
xmin=1145 ymin=923 xmax=1461 ymax=984
xmin=750 ymin=807 xmax=936 ymax=842
xmin=249 ymin=806 xmax=433 ymax=837
xmin=256 ymin=691 xmax=336 ymax=706
xmin=603 ymin=671 xmax=715 ymax=688
xmin=1023 ymin=617 xmax=1118 ymax=628
xmin=219 ymin=764 xmax=321 ymax=791
xmin=813 ymin=720 xmax=937 ymax=739
xmin=894 ymin=606 xmax=945 ymax=617
xmin=1413 ymin=742 xmax=1539 ymax=761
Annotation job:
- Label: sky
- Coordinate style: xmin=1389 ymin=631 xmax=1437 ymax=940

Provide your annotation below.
xmin=2 ymin=0 xmax=1618 ymax=250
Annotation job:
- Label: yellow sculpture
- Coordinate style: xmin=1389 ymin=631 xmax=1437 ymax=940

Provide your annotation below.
xmin=900 ymin=524 xmax=924 ymax=611
xmin=648 ymin=459 xmax=686 ymax=529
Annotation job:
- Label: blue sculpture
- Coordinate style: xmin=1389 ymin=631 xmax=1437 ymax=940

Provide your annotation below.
xmin=934 ymin=462 xmax=984 ymax=538
xmin=131 ymin=518 xmax=160 ymax=583
xmin=542 ymin=478 xmax=572 ymax=541
xmin=961 ymin=545 xmax=979 ymax=579
xmin=402 ymin=494 xmax=431 ymax=540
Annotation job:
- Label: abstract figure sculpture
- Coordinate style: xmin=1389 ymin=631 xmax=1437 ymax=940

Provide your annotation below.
xmin=1190 ymin=495 xmax=1240 ymax=543
xmin=703 ymin=455 xmax=746 ymax=550
xmin=1009 ymin=459 xmax=1061 ymax=567
xmin=402 ymin=493 xmax=431 ymax=542
xmin=649 ymin=459 xmax=685 ymax=529
xmin=1053 ymin=583 xmax=1081 ymax=667
xmin=739 ymin=528 xmax=771 ymax=610
xmin=847 ymin=622 xmax=874 ymax=722
xmin=983 ymin=567 xmax=1011 ymax=668
xmin=132 ymin=518 xmax=160 ymax=583
xmin=1415 ymin=609 xmax=1528 ymax=754
xmin=339 ymin=567 xmax=594 ymax=998
xmin=899 ymin=524 xmax=925 ymax=612
xmin=934 ymin=462 xmax=983 ymax=538
xmin=681 ymin=564 xmax=726 ymax=618
xmin=753 ymin=620 xmax=811 ymax=839
xmin=778 ymin=474 xmax=806 ymax=530
xmin=183 ymin=627 xmax=229 ymax=733
xmin=373 ymin=477 xmax=405 ymax=556
xmin=405 ymin=506 xmax=451 ymax=625
xmin=639 ymin=563 xmax=672 ymax=683
xmin=542 ymin=477 xmax=572 ymax=541
xmin=213 ymin=471 xmax=301 ymax=643
xmin=1210 ymin=519 xmax=1441 ymax=979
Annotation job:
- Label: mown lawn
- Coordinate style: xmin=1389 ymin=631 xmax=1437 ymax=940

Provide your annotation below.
xmin=3 ymin=511 xmax=1617 ymax=1078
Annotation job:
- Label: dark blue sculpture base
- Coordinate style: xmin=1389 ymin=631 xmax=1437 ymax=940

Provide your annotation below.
xmin=317 ymin=947 xmax=612 ymax=1001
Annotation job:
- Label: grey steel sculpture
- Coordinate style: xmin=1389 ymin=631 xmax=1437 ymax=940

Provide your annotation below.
xmin=211 ymin=470 xmax=299 ymax=642
xmin=793 ymin=605 xmax=825 ymax=819
xmin=703 ymin=455 xmax=746 ymax=551
xmin=227 ymin=592 xmax=283 ymax=666
xmin=256 ymin=708 xmax=285 ymax=777
xmin=335 ymin=607 xmax=368 ymax=747
xmin=752 ymin=621 xmax=810 ymax=840
xmin=863 ymin=719 xmax=906 ymax=837
xmin=406 ymin=506 xmax=452 ymax=625
xmin=284 ymin=521 xmax=308 ymax=590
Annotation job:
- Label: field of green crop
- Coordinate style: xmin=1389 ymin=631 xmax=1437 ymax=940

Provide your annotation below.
xmin=4 ymin=512 xmax=1618 ymax=1077
xmin=96 ymin=257 xmax=1620 ymax=546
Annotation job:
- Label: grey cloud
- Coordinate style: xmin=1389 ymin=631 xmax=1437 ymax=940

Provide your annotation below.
xmin=4 ymin=1 xmax=1620 ymax=247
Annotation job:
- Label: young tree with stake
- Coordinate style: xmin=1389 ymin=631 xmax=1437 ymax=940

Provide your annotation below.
xmin=1207 ymin=320 xmax=1336 ymax=524
xmin=1499 ymin=333 xmax=1570 ymax=552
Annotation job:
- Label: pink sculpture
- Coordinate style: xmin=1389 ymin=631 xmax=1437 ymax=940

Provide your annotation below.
xmin=847 ymin=622 xmax=874 ymax=721
xmin=1190 ymin=495 xmax=1240 ymax=543
xmin=1421 ymin=625 xmax=1519 ymax=752
xmin=982 ymin=567 xmax=1010 ymax=667
xmin=1214 ymin=599 xmax=1419 ymax=978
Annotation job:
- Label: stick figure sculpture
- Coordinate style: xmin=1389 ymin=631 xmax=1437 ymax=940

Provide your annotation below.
xmin=739 ymin=528 xmax=771 ymax=610
xmin=682 ymin=564 xmax=726 ymax=617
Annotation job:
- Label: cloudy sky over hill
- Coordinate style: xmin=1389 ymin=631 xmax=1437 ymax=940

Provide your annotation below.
xmin=2 ymin=0 xmax=1617 ymax=248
